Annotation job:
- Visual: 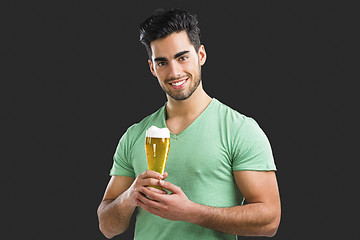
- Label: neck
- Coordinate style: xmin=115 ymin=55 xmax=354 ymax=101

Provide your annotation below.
xmin=165 ymin=82 xmax=212 ymax=119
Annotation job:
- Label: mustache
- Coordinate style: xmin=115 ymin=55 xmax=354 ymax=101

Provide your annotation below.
xmin=165 ymin=74 xmax=190 ymax=83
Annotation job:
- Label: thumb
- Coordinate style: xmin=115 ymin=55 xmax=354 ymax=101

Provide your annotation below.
xmin=159 ymin=180 xmax=181 ymax=194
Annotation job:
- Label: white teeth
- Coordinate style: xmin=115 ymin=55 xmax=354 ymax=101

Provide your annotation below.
xmin=171 ymin=80 xmax=186 ymax=86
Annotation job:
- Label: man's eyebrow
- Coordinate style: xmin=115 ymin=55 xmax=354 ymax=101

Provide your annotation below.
xmin=174 ymin=50 xmax=190 ymax=59
xmin=153 ymin=57 xmax=168 ymax=62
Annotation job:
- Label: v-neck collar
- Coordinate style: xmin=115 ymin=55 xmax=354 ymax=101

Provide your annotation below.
xmin=160 ymin=98 xmax=216 ymax=140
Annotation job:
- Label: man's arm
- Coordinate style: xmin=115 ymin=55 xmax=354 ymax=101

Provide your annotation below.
xmin=136 ymin=170 xmax=281 ymax=237
xmin=97 ymin=175 xmax=135 ymax=239
xmin=97 ymin=171 xmax=167 ymax=239
xmin=189 ymin=171 xmax=281 ymax=236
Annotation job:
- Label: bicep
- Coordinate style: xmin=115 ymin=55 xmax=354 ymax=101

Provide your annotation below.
xmin=234 ymin=171 xmax=280 ymax=205
xmin=102 ymin=175 xmax=135 ymax=201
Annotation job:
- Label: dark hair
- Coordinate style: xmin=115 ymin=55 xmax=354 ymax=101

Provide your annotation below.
xmin=139 ymin=9 xmax=201 ymax=58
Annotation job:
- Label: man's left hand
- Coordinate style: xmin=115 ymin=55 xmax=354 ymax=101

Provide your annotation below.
xmin=136 ymin=176 xmax=195 ymax=222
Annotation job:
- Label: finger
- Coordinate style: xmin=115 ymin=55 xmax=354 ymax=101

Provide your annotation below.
xmin=136 ymin=191 xmax=166 ymax=210
xmin=136 ymin=198 xmax=162 ymax=217
xmin=162 ymin=172 xmax=169 ymax=179
xmin=139 ymin=170 xmax=164 ymax=180
xmin=159 ymin=180 xmax=182 ymax=194
xmin=142 ymin=178 xmax=164 ymax=188
xmin=146 ymin=186 xmax=167 ymax=194
xmin=136 ymin=197 xmax=153 ymax=212
xmin=140 ymin=187 xmax=169 ymax=202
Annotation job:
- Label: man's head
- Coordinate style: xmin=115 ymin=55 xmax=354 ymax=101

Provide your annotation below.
xmin=139 ymin=9 xmax=206 ymax=102
xmin=139 ymin=9 xmax=201 ymax=58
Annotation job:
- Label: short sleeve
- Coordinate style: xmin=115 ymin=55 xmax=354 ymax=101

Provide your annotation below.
xmin=110 ymin=127 xmax=136 ymax=177
xmin=232 ymin=118 xmax=276 ymax=171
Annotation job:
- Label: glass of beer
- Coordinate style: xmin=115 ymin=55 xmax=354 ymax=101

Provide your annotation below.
xmin=145 ymin=126 xmax=170 ymax=188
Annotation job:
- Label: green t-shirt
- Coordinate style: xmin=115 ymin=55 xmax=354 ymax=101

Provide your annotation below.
xmin=110 ymin=98 xmax=276 ymax=240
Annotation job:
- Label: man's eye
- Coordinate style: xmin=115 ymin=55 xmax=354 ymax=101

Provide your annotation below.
xmin=158 ymin=62 xmax=167 ymax=67
xmin=179 ymin=56 xmax=188 ymax=61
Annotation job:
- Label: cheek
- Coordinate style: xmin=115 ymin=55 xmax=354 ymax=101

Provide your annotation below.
xmin=188 ymin=65 xmax=199 ymax=76
xmin=156 ymin=73 xmax=167 ymax=85
xmin=156 ymin=71 xmax=167 ymax=82
xmin=155 ymin=67 xmax=167 ymax=76
xmin=188 ymin=59 xmax=200 ymax=71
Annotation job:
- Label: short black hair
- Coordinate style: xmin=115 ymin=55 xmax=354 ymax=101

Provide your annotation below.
xmin=139 ymin=9 xmax=201 ymax=58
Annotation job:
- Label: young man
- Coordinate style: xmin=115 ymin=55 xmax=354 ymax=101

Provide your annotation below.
xmin=97 ymin=9 xmax=281 ymax=240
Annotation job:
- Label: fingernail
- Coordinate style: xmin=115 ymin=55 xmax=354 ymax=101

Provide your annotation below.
xmin=159 ymin=180 xmax=164 ymax=185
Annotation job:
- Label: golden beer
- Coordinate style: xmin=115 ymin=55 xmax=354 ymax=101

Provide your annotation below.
xmin=145 ymin=137 xmax=170 ymax=174
xmin=145 ymin=126 xmax=170 ymax=189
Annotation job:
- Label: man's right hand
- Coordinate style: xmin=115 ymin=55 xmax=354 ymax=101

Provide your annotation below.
xmin=126 ymin=170 xmax=168 ymax=207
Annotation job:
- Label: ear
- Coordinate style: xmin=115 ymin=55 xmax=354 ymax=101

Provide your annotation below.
xmin=148 ymin=59 xmax=157 ymax=77
xmin=198 ymin=45 xmax=207 ymax=66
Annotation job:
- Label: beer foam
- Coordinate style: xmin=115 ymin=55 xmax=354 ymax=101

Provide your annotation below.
xmin=146 ymin=126 xmax=170 ymax=138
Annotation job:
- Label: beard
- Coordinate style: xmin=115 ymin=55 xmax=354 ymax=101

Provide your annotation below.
xmin=161 ymin=65 xmax=202 ymax=101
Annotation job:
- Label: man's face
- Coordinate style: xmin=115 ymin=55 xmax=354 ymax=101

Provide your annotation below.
xmin=148 ymin=31 xmax=206 ymax=101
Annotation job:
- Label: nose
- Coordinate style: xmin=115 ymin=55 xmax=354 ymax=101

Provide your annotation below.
xmin=168 ymin=61 xmax=182 ymax=79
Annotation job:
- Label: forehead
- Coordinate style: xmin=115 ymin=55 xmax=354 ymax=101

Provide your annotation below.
xmin=150 ymin=31 xmax=195 ymax=59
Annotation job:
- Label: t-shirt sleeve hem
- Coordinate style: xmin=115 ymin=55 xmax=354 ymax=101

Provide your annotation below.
xmin=109 ymin=169 xmax=135 ymax=178
xmin=232 ymin=166 xmax=277 ymax=171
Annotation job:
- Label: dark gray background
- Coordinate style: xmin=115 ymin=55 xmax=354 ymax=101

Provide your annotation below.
xmin=2 ymin=1 xmax=357 ymax=239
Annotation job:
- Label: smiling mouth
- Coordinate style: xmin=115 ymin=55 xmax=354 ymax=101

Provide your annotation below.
xmin=170 ymin=79 xmax=187 ymax=86
xmin=168 ymin=76 xmax=189 ymax=85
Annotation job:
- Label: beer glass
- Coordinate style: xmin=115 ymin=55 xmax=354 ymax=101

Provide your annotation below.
xmin=145 ymin=126 xmax=170 ymax=188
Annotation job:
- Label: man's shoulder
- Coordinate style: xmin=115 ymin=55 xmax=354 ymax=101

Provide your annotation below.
xmin=213 ymin=99 xmax=253 ymax=125
xmin=214 ymin=99 xmax=271 ymax=153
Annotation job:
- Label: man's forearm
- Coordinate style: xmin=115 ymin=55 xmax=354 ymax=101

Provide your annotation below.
xmin=187 ymin=202 xmax=280 ymax=237
xmin=97 ymin=191 xmax=136 ymax=239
